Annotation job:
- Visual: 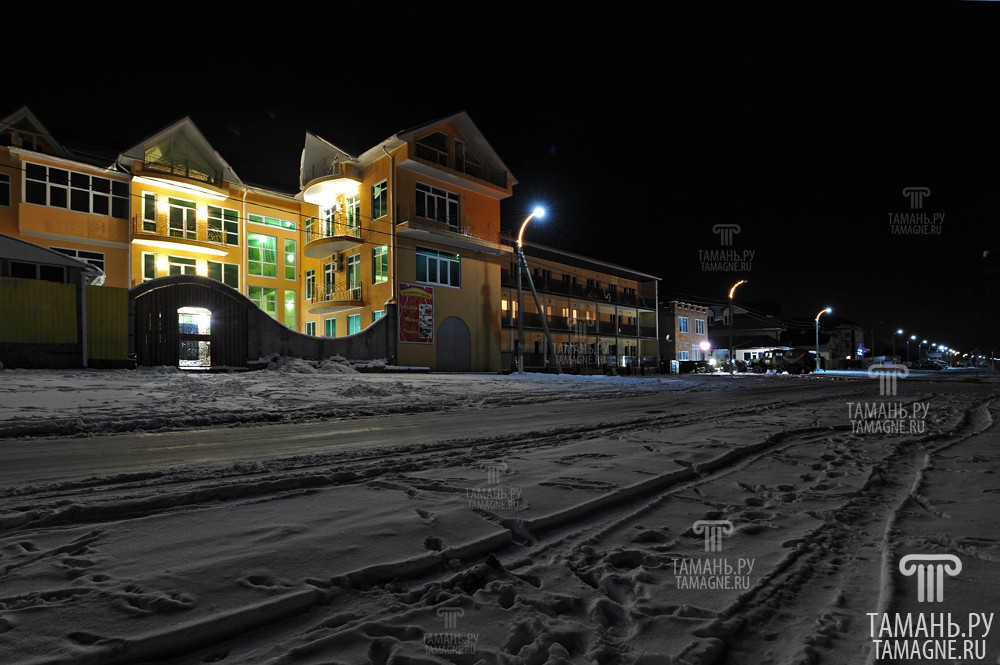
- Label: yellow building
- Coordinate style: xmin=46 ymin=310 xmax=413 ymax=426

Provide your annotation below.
xmin=2 ymin=107 xmax=516 ymax=372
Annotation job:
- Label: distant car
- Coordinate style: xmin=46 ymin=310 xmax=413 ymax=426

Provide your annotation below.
xmin=910 ymin=360 xmax=944 ymax=370
xmin=678 ymin=360 xmax=713 ymax=374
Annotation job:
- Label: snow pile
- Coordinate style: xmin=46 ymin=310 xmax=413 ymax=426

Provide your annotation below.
xmin=265 ymin=354 xmax=359 ymax=374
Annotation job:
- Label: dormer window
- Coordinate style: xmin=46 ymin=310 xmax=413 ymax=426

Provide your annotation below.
xmin=415 ymin=132 xmax=449 ymax=166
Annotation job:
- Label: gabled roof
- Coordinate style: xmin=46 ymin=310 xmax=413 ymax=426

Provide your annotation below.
xmin=298 ymin=132 xmax=358 ymax=189
xmin=1 ymin=106 xmax=71 ymax=158
xmin=359 ymin=110 xmax=517 ymax=186
xmin=116 ymin=116 xmax=241 ymax=185
xmin=0 ymin=234 xmax=103 ymax=282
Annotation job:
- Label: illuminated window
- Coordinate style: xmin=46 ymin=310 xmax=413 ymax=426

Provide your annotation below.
xmin=372 ymin=245 xmax=388 ymax=283
xmin=324 ymin=317 xmax=336 ymax=337
xmin=678 ymin=317 xmax=689 ymax=333
xmin=142 ymin=252 xmax=156 ymax=280
xmin=284 ymin=290 xmax=296 ymax=329
xmin=347 ymin=254 xmax=360 ymax=298
xmin=168 ymin=256 xmax=196 ymax=276
xmin=208 ymin=206 xmax=239 ymax=245
xmin=416 ymin=246 xmax=460 ymax=287
xmin=284 ymin=239 xmax=296 ymax=280
xmin=168 ymin=198 xmax=197 ymax=240
xmin=249 ymin=286 xmax=277 ymax=320
xmin=305 ymin=321 xmax=316 ymax=336
xmin=248 ymin=233 xmax=276 ymax=277
xmin=248 ymin=213 xmax=296 ymax=231
xmin=415 ymin=182 xmax=459 ymax=230
xmin=348 ymin=313 xmax=361 ymax=335
xmin=305 ymin=269 xmax=315 ymax=300
xmin=695 ymin=319 xmax=705 ymax=335
xmin=207 ymin=261 xmax=239 ymax=288
xmin=142 ymin=193 xmax=157 ymax=231
xmin=371 ymin=181 xmax=388 ymax=219
xmin=373 ymin=310 xmax=385 ymax=322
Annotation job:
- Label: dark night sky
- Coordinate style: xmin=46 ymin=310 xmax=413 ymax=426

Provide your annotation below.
xmin=6 ymin=3 xmax=1000 ymax=354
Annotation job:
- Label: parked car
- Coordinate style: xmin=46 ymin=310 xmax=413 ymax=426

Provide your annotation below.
xmin=910 ymin=360 xmax=945 ymax=370
xmin=748 ymin=348 xmax=814 ymax=374
xmin=678 ymin=360 xmax=713 ymax=374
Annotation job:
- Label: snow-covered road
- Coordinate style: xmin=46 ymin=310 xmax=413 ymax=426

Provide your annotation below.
xmin=1 ymin=368 xmax=998 ymax=664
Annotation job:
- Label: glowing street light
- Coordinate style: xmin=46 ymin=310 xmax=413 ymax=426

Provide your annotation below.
xmin=728 ymin=279 xmax=748 ymax=372
xmin=892 ymin=328 xmax=904 ymax=360
xmin=514 ymin=207 xmax=560 ymax=375
xmin=815 ymin=306 xmax=832 ymax=372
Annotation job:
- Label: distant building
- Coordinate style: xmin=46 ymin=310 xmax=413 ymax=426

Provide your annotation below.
xmin=500 ymin=242 xmax=659 ymax=372
xmin=659 ymin=301 xmax=710 ymax=362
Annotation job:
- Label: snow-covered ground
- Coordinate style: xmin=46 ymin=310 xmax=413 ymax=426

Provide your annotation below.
xmin=1 ymin=364 xmax=998 ymax=664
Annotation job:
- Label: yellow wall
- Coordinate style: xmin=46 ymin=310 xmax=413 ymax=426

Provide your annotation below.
xmin=86 ymin=285 xmax=128 ymax=360
xmin=0 ymin=277 xmax=77 ymax=344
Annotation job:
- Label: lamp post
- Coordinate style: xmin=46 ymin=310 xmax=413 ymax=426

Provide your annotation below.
xmin=815 ymin=306 xmax=832 ymax=372
xmin=892 ymin=328 xmax=903 ymax=361
xmin=870 ymin=321 xmax=883 ymax=359
xmin=908 ymin=335 xmax=916 ymax=365
xmin=921 ymin=339 xmax=928 ymax=362
xmin=514 ymin=207 xmax=561 ymax=375
xmin=728 ymin=279 xmax=747 ymax=372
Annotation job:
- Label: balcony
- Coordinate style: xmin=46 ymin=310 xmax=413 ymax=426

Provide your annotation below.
xmin=130 ymin=216 xmax=234 ymax=256
xmin=308 ymin=284 xmax=362 ymax=315
xmin=301 ymin=158 xmax=361 ymax=207
xmin=304 ymin=215 xmax=362 ymax=258
xmin=395 ymin=204 xmax=508 ymax=256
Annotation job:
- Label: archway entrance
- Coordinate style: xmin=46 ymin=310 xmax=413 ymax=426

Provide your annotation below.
xmin=178 ymin=306 xmax=211 ymax=368
xmin=436 ymin=316 xmax=471 ymax=372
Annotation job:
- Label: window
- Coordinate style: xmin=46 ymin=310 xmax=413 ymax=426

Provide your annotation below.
xmin=348 ymin=313 xmax=361 ymax=335
xmin=208 ymin=206 xmax=239 ymax=245
xmin=371 ymin=181 xmax=387 ymax=219
xmin=24 ymin=163 xmax=127 ymax=218
xmin=678 ymin=351 xmax=690 ymax=361
xmin=305 ymin=321 xmax=316 ymax=336
xmin=373 ymin=310 xmax=385 ymax=322
xmin=324 ymin=318 xmax=336 ymax=337
xmin=168 ymin=256 xmax=197 ymax=275
xmin=248 ymin=233 xmax=276 ymax=277
xmin=372 ymin=245 xmax=388 ymax=283
xmin=142 ymin=193 xmax=157 ymax=232
xmin=142 ymin=253 xmax=157 ymax=280
xmin=347 ymin=253 xmax=360 ymax=298
xmin=415 ymin=132 xmax=449 ymax=165
xmin=50 ymin=247 xmax=105 ymax=273
xmin=305 ymin=269 xmax=315 ymax=300
xmin=347 ymin=195 xmax=360 ymax=232
xmin=455 ymin=140 xmax=483 ymax=178
xmin=415 ymin=182 xmax=459 ymax=230
xmin=696 ymin=319 xmax=706 ymax=335
xmin=207 ymin=261 xmax=239 ymax=289
xmin=284 ymin=290 xmax=296 ymax=329
xmin=249 ymin=286 xmax=277 ymax=320
xmin=416 ymin=246 xmax=460 ymax=287
xmin=678 ymin=317 xmax=689 ymax=333
xmin=0 ymin=174 xmax=9 ymax=206
xmin=248 ymin=213 xmax=296 ymax=231
xmin=168 ymin=198 xmax=197 ymax=239
xmin=284 ymin=239 xmax=296 ymax=280
xmin=323 ymin=261 xmax=335 ymax=295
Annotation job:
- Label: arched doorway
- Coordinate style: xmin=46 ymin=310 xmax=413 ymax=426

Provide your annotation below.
xmin=437 ymin=316 xmax=471 ymax=372
xmin=178 ymin=307 xmax=211 ymax=368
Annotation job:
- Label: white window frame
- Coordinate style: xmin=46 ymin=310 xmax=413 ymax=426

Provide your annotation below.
xmin=678 ymin=317 xmax=689 ymax=333
xmin=142 ymin=252 xmax=157 ymax=281
xmin=50 ymin=247 xmax=105 ymax=273
xmin=415 ymin=246 xmax=461 ymax=288
xmin=324 ymin=317 xmax=336 ymax=337
xmin=695 ymin=318 xmax=705 ymax=335
xmin=305 ymin=321 xmax=316 ymax=336
xmin=347 ymin=313 xmax=361 ymax=335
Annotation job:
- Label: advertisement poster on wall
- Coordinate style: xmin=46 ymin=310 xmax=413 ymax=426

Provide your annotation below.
xmin=398 ymin=283 xmax=434 ymax=343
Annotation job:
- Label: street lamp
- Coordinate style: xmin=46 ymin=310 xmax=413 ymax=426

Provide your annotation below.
xmin=515 ymin=207 xmax=545 ymax=374
xmin=728 ymin=279 xmax=748 ymax=372
xmin=815 ymin=306 xmax=832 ymax=372
xmin=892 ymin=329 xmax=904 ymax=360
xmin=921 ymin=339 xmax=928 ymax=362
xmin=908 ymin=335 xmax=916 ymax=364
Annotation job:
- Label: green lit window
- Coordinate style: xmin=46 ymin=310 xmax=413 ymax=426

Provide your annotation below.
xmin=142 ymin=193 xmax=157 ymax=231
xmin=248 ymin=233 xmax=276 ymax=277
xmin=373 ymin=310 xmax=385 ymax=322
xmin=305 ymin=269 xmax=315 ymax=300
xmin=168 ymin=256 xmax=196 ymax=276
xmin=168 ymin=198 xmax=197 ymax=240
xmin=305 ymin=321 xmax=316 ymax=336
xmin=324 ymin=318 xmax=336 ymax=337
xmin=371 ymin=181 xmax=387 ymax=219
xmin=348 ymin=313 xmax=361 ymax=335
xmin=249 ymin=286 xmax=278 ymax=320
xmin=248 ymin=213 xmax=296 ymax=231
xmin=373 ymin=245 xmax=388 ymax=283
xmin=284 ymin=290 xmax=296 ymax=329
xmin=284 ymin=239 xmax=296 ymax=280
xmin=142 ymin=252 xmax=156 ymax=280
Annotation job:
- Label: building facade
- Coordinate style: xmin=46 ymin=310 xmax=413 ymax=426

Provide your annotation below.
xmin=1 ymin=107 xmax=514 ymax=371
xmin=501 ymin=242 xmax=659 ymax=372
xmin=659 ymin=301 xmax=710 ymax=363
